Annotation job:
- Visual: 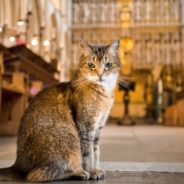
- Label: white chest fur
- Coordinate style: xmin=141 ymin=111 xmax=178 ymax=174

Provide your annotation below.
xmin=101 ymin=73 xmax=118 ymax=95
xmin=93 ymin=73 xmax=117 ymax=133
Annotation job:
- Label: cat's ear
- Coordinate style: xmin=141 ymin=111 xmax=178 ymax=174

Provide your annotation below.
xmin=79 ymin=40 xmax=92 ymax=56
xmin=108 ymin=39 xmax=120 ymax=56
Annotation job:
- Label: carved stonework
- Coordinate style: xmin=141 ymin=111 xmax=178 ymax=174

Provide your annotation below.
xmin=71 ymin=0 xmax=184 ymax=68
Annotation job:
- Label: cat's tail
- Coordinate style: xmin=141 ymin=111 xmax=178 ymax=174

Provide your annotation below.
xmin=0 ymin=166 xmax=24 ymax=181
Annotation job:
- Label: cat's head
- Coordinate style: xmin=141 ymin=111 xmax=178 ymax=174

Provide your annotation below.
xmin=76 ymin=40 xmax=121 ymax=90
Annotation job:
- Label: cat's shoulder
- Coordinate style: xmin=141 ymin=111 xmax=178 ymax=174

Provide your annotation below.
xmin=56 ymin=81 xmax=72 ymax=92
xmin=31 ymin=81 xmax=72 ymax=101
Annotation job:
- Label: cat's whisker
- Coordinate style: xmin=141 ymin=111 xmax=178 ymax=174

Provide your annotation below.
xmin=73 ymin=78 xmax=86 ymax=85
xmin=119 ymin=79 xmax=129 ymax=85
xmin=119 ymin=80 xmax=129 ymax=86
xmin=118 ymin=79 xmax=135 ymax=91
xmin=73 ymin=78 xmax=88 ymax=91
xmin=119 ymin=84 xmax=130 ymax=90
xmin=118 ymin=79 xmax=131 ymax=90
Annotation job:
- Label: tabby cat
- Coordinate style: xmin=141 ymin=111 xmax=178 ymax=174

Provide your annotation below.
xmin=0 ymin=39 xmax=120 ymax=182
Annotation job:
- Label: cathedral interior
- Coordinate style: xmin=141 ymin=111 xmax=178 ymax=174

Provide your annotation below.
xmin=0 ymin=1 xmax=184 ymax=183
xmin=1 ymin=0 xmax=184 ymax=134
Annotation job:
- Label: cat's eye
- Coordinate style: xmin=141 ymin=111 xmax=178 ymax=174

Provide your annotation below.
xmin=105 ymin=62 xmax=112 ymax=68
xmin=88 ymin=63 xmax=96 ymax=69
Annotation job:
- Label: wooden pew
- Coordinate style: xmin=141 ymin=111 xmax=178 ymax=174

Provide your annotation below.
xmin=0 ymin=44 xmax=59 ymax=136
xmin=0 ymin=72 xmax=28 ymax=136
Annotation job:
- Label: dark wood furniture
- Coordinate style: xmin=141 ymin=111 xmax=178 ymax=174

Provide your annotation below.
xmin=0 ymin=44 xmax=59 ymax=135
xmin=4 ymin=44 xmax=59 ymax=85
xmin=0 ymin=73 xmax=28 ymax=135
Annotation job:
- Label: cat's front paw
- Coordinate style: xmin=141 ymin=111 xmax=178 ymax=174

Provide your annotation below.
xmin=90 ymin=169 xmax=106 ymax=180
xmin=71 ymin=170 xmax=90 ymax=180
xmin=77 ymin=170 xmax=90 ymax=180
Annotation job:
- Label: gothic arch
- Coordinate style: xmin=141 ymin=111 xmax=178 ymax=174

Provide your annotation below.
xmin=27 ymin=0 xmax=41 ymax=36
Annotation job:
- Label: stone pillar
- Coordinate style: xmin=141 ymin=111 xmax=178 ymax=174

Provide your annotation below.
xmin=62 ymin=0 xmax=73 ymax=81
xmin=180 ymin=0 xmax=184 ymax=66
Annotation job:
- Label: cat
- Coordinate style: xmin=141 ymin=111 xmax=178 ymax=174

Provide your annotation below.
xmin=0 ymin=39 xmax=120 ymax=182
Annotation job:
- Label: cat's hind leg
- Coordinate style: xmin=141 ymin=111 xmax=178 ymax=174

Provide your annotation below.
xmin=63 ymin=170 xmax=90 ymax=180
xmin=27 ymin=159 xmax=90 ymax=182
xmin=26 ymin=160 xmax=65 ymax=182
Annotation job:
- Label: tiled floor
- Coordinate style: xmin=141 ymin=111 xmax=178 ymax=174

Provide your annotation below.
xmin=1 ymin=125 xmax=184 ymax=162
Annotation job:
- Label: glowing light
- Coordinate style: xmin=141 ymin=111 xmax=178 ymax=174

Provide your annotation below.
xmin=31 ymin=38 xmax=38 ymax=46
xmin=54 ymin=72 xmax=59 ymax=80
xmin=0 ymin=27 xmax=2 ymax=32
xmin=17 ymin=20 xmax=25 ymax=26
xmin=43 ymin=40 xmax=50 ymax=47
xmin=9 ymin=36 xmax=16 ymax=42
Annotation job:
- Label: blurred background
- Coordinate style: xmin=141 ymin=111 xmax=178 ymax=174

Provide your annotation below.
xmin=0 ymin=0 xmax=184 ymax=163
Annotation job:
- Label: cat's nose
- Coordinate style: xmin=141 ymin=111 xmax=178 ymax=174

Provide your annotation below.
xmin=96 ymin=71 xmax=104 ymax=81
xmin=98 ymin=74 xmax=104 ymax=81
xmin=99 ymin=74 xmax=103 ymax=78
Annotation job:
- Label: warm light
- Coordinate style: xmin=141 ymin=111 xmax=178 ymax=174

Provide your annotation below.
xmin=121 ymin=38 xmax=134 ymax=52
xmin=9 ymin=36 xmax=16 ymax=42
xmin=31 ymin=38 xmax=38 ymax=46
xmin=43 ymin=40 xmax=50 ymax=47
xmin=0 ymin=27 xmax=2 ymax=32
xmin=54 ymin=72 xmax=59 ymax=80
xmin=17 ymin=20 xmax=25 ymax=26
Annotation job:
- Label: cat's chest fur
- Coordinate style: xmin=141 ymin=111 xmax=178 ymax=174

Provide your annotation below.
xmin=73 ymin=82 xmax=114 ymax=133
xmin=74 ymin=82 xmax=113 ymax=110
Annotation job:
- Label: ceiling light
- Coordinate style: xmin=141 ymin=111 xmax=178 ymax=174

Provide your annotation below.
xmin=43 ymin=40 xmax=50 ymax=46
xmin=9 ymin=36 xmax=16 ymax=42
xmin=17 ymin=19 xmax=25 ymax=26
xmin=31 ymin=38 xmax=38 ymax=46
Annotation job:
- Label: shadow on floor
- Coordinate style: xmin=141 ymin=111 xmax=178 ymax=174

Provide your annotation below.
xmin=1 ymin=171 xmax=184 ymax=184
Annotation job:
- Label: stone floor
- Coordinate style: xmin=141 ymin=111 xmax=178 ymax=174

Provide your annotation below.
xmin=101 ymin=125 xmax=184 ymax=162
xmin=1 ymin=125 xmax=184 ymax=162
xmin=1 ymin=125 xmax=184 ymax=184
xmin=0 ymin=172 xmax=184 ymax=184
